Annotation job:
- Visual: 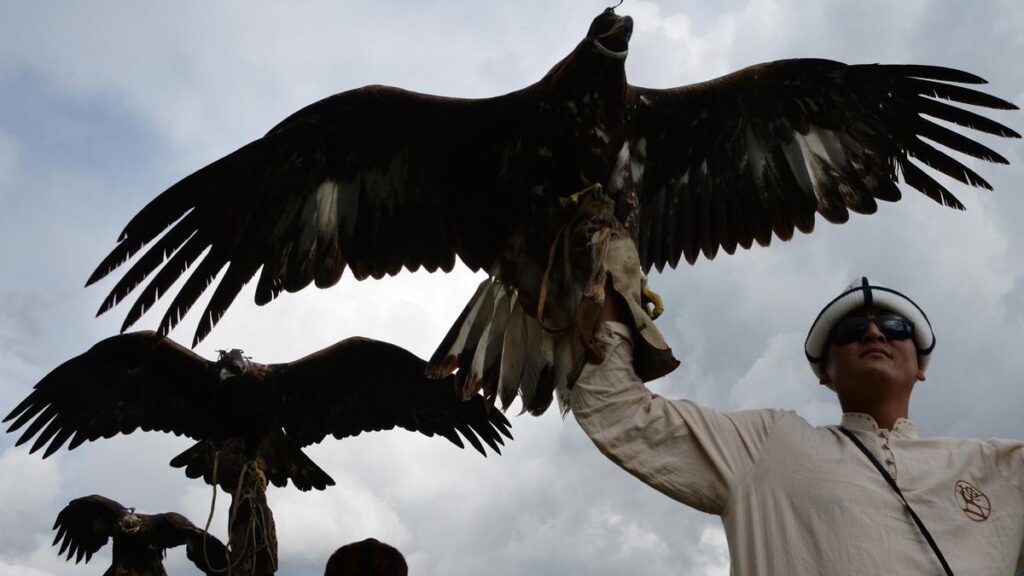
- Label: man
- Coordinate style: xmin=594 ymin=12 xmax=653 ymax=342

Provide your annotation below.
xmin=324 ymin=538 xmax=408 ymax=576
xmin=571 ymin=277 xmax=1024 ymax=575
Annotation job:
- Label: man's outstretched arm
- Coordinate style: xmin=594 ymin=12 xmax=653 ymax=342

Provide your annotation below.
xmin=570 ymin=291 xmax=786 ymax=514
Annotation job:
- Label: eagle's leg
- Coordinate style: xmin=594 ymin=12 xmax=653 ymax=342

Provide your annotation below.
xmin=641 ymin=275 xmax=664 ymax=320
xmin=249 ymin=458 xmax=269 ymax=491
xmin=563 ymin=182 xmax=603 ymax=206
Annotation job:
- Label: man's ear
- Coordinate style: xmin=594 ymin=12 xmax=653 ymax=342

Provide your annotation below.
xmin=819 ymin=345 xmax=833 ymax=386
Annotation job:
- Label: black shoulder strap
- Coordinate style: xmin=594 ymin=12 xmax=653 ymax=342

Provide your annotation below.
xmin=838 ymin=426 xmax=954 ymax=576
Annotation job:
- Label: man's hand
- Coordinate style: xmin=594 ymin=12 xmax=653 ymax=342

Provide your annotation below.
xmin=597 ymin=282 xmax=633 ymax=327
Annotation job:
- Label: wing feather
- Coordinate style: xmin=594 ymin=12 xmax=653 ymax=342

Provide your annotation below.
xmin=95 ymin=211 xmax=198 ymax=316
xmin=193 ymin=257 xmax=262 ymax=346
xmin=51 ymin=495 xmax=125 ymax=564
xmin=631 ymin=58 xmax=1018 ymax=270
xmin=677 ymin=174 xmax=700 ymax=264
xmin=90 ymin=86 xmax=532 ymax=345
xmin=915 ymin=117 xmax=1008 ymax=163
xmin=157 ymin=248 xmax=229 ymax=338
xmin=149 ymin=512 xmax=200 ymax=549
xmin=901 ymin=76 xmax=1018 ymax=109
xmin=120 ymin=232 xmax=210 ymax=332
xmin=275 ymin=337 xmax=511 ymax=454
xmin=497 ymin=300 xmax=528 ymax=411
xmin=915 ymin=96 xmax=1020 ymax=137
xmin=4 ymin=332 xmax=220 ymax=456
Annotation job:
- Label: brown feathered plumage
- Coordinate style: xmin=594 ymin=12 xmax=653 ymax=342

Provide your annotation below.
xmin=85 ymin=8 xmax=1018 ymax=414
xmin=51 ymin=494 xmax=228 ymax=575
xmin=4 ymin=332 xmax=511 ymax=491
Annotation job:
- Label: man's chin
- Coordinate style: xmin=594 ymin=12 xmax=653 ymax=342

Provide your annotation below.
xmin=835 ymin=367 xmax=898 ymax=394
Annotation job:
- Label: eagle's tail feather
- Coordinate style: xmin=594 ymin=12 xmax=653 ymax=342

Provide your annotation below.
xmin=283 ymin=444 xmax=335 ymax=492
xmin=169 ymin=438 xmax=335 ymax=492
xmin=497 ymin=300 xmax=527 ymax=410
xmin=427 ymin=278 xmax=499 ymax=379
xmin=428 ymin=277 xmax=568 ymax=415
xmin=464 ymin=288 xmax=514 ymax=398
xmin=518 ymin=317 xmax=554 ymax=416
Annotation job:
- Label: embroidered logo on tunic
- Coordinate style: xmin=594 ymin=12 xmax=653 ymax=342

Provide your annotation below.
xmin=954 ymin=480 xmax=991 ymax=522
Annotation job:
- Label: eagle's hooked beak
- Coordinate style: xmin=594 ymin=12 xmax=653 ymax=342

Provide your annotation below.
xmin=591 ymin=11 xmax=632 ymax=58
xmin=216 ymin=348 xmax=250 ymax=381
xmin=599 ymin=16 xmax=633 ymax=42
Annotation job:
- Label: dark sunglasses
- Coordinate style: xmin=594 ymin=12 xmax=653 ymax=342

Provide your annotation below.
xmin=830 ymin=313 xmax=914 ymax=346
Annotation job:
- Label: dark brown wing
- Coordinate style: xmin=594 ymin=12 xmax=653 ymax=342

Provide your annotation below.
xmin=4 ymin=331 xmax=221 ymax=457
xmin=630 ymin=59 xmax=1020 ymax=270
xmin=147 ymin=512 xmax=200 ymax=549
xmin=52 ymin=495 xmax=126 ymax=564
xmin=87 ymin=85 xmax=537 ymax=346
xmin=186 ymin=528 xmax=230 ymax=575
xmin=273 ymin=337 xmax=512 ymax=455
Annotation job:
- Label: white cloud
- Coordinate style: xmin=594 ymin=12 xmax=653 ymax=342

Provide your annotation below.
xmin=729 ymin=331 xmax=840 ymax=426
xmin=0 ymin=448 xmax=61 ymax=554
xmin=695 ymin=524 xmax=731 ymax=576
xmin=270 ymin=474 xmax=411 ymax=561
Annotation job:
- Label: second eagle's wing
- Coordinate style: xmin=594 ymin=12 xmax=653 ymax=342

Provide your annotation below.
xmin=630 ymin=59 xmax=1019 ymax=270
xmin=88 ymin=85 xmax=538 ymax=346
xmin=274 ymin=337 xmax=512 ymax=455
xmin=4 ymin=332 xmax=221 ymax=457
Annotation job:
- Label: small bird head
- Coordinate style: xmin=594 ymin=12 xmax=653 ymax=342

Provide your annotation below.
xmin=118 ymin=509 xmax=141 ymax=534
xmin=216 ymin=348 xmax=251 ymax=381
xmin=587 ymin=5 xmax=633 ymax=59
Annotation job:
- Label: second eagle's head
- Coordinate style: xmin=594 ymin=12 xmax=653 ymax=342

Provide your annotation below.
xmin=216 ymin=348 xmax=252 ymax=381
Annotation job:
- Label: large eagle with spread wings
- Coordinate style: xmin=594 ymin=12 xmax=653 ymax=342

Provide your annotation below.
xmin=85 ymin=8 xmax=1018 ymax=414
xmin=51 ymin=494 xmax=228 ymax=575
xmin=4 ymin=332 xmax=511 ymax=491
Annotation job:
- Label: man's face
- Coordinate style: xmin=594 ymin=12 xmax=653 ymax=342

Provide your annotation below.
xmin=821 ymin=306 xmax=925 ymax=397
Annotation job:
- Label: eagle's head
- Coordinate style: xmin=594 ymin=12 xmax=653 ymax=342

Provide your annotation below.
xmin=118 ymin=509 xmax=141 ymax=534
xmin=216 ymin=348 xmax=251 ymax=381
xmin=586 ymin=7 xmax=633 ymax=60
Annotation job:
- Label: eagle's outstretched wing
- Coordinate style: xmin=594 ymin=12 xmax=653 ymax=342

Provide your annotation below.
xmin=186 ymin=526 xmax=230 ymax=575
xmin=4 ymin=331 xmax=220 ymax=456
xmin=273 ymin=337 xmax=512 ymax=455
xmin=145 ymin=512 xmax=202 ymax=548
xmin=631 ymin=59 xmax=1020 ymax=270
xmin=87 ymin=85 xmax=537 ymax=346
xmin=52 ymin=495 xmax=125 ymax=564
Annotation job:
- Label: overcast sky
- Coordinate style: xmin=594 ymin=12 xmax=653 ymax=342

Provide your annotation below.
xmin=1 ymin=1 xmax=1022 ymax=574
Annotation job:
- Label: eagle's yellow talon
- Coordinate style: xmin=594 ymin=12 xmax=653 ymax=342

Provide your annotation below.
xmin=564 ymin=183 xmax=603 ymax=206
xmin=641 ymin=276 xmax=664 ymax=320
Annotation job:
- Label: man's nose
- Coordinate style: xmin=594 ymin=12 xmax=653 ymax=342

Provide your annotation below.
xmin=860 ymin=319 xmax=886 ymax=342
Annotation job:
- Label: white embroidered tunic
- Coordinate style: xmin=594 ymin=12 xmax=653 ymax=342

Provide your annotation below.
xmin=571 ymin=322 xmax=1024 ymax=575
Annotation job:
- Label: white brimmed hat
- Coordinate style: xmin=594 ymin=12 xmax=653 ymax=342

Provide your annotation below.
xmin=805 ymin=277 xmax=935 ymax=383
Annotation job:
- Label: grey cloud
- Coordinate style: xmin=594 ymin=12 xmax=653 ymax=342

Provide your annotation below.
xmin=2 ymin=1 xmax=1022 ymax=574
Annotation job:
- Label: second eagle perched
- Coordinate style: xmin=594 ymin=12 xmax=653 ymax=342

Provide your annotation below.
xmin=5 ymin=332 xmax=511 ymax=491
